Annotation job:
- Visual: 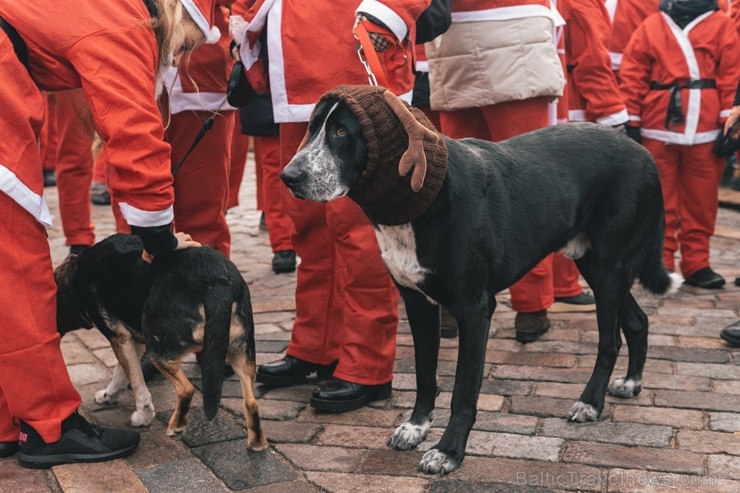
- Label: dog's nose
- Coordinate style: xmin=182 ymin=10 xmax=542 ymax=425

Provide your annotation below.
xmin=280 ymin=166 xmax=306 ymax=187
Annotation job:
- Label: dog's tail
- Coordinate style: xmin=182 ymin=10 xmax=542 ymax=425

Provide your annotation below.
xmin=201 ymin=283 xmax=232 ymax=420
xmin=638 ymin=218 xmax=677 ymax=296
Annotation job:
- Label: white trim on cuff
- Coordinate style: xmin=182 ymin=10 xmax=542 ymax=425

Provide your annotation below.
xmin=356 ymin=0 xmax=408 ymax=42
xmin=118 ymin=203 xmax=174 ymax=228
xmin=0 ymin=164 xmax=53 ymax=227
xmin=596 ymin=109 xmax=629 ymax=127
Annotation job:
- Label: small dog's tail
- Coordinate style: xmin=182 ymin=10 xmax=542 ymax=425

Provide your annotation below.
xmin=201 ymin=283 xmax=232 ymax=420
xmin=638 ymin=218 xmax=675 ymax=296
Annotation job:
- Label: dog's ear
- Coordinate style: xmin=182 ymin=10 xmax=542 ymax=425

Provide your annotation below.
xmin=383 ymin=91 xmax=440 ymax=192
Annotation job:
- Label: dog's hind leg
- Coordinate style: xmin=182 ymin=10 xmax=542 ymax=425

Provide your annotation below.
xmin=608 ymin=294 xmax=647 ymax=398
xmin=387 ymin=288 xmax=440 ymax=453
xmin=568 ymin=257 xmax=629 ymax=422
xmin=419 ymin=294 xmax=495 ymax=475
xmin=95 ymin=325 xmax=156 ymax=426
xmin=228 ymin=352 xmax=268 ymax=451
xmin=151 ymin=360 xmax=195 ymax=435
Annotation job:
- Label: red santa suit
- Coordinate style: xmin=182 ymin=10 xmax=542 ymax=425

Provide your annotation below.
xmin=563 ymin=0 xmax=628 ymax=125
xmin=236 ymin=0 xmax=427 ymax=386
xmin=0 ymin=0 xmax=219 ymax=444
xmin=164 ymin=2 xmax=235 ymax=257
xmin=604 ymin=0 xmax=659 ymax=78
xmin=620 ymin=9 xmax=740 ymax=276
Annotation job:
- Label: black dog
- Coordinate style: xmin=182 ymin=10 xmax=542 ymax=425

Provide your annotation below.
xmin=280 ymin=85 xmax=674 ymax=474
xmin=55 ymin=234 xmax=267 ymax=451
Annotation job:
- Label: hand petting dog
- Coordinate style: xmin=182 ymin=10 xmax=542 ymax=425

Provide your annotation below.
xmin=142 ymin=231 xmax=201 ymax=264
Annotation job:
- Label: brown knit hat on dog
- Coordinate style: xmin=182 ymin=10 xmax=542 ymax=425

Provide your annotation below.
xmin=316 ymin=85 xmax=448 ymax=225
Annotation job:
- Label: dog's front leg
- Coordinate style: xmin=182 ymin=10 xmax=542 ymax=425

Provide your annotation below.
xmin=419 ymin=295 xmax=494 ymax=475
xmin=94 ymin=363 xmax=128 ymax=404
xmin=388 ymin=287 xmax=440 ymax=452
xmin=107 ymin=327 xmax=156 ymax=427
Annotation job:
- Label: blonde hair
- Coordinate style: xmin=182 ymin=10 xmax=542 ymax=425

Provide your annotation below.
xmin=151 ymin=0 xmax=194 ymax=77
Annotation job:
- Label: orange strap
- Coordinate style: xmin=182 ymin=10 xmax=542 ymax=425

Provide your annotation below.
xmin=354 ymin=20 xmax=407 ymax=93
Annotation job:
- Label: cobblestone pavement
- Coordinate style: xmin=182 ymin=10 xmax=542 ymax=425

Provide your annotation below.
xmin=2 ymin=153 xmax=740 ymax=492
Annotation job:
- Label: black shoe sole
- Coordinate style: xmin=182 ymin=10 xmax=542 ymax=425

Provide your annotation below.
xmin=515 ymin=323 xmax=552 ymax=344
xmin=683 ymin=279 xmax=725 ymax=290
xmin=440 ymin=326 xmax=458 ymax=339
xmin=310 ymin=382 xmax=392 ymax=413
xmin=17 ymin=442 xmax=139 ymax=469
xmin=272 ymin=264 xmax=296 ymax=274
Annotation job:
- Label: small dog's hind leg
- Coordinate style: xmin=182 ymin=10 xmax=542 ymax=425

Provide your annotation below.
xmin=151 ymin=360 xmax=195 ymax=436
xmin=228 ymin=352 xmax=268 ymax=451
xmin=107 ymin=327 xmax=155 ymax=426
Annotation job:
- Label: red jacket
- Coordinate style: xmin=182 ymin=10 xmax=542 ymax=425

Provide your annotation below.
xmin=620 ymin=10 xmax=740 ymax=145
xmin=605 ymin=0 xmax=658 ymax=72
xmin=451 ymin=0 xmax=555 ymax=21
xmin=236 ymin=0 xmax=429 ymax=123
xmin=561 ymin=0 xmax=627 ymax=125
xmin=0 ymin=0 xmax=173 ymax=228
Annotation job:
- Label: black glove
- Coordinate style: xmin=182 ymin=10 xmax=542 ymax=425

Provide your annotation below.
xmin=130 ymin=224 xmax=178 ymax=257
xmin=625 ymin=126 xmax=642 ymax=145
xmin=713 ymin=128 xmax=740 ymax=158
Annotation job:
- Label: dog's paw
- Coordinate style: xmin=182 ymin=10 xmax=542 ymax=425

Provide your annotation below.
xmin=418 ymin=448 xmax=459 ymax=475
xmin=567 ymin=401 xmax=600 ymax=422
xmin=166 ymin=426 xmax=187 ymax=437
xmin=94 ymin=389 xmax=118 ymax=405
xmin=608 ymin=377 xmax=642 ymax=398
xmin=387 ymin=420 xmax=430 ymax=450
xmin=130 ymin=406 xmax=155 ymax=427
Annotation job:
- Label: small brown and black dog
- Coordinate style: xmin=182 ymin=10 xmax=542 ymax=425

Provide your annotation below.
xmin=54 ymin=234 xmax=267 ymax=451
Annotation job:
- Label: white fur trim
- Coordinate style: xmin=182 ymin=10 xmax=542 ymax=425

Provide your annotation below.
xmin=118 ymin=203 xmax=174 ymax=228
xmin=0 ymin=164 xmax=53 ymax=227
xmin=180 ymin=0 xmax=221 ymax=44
xmin=356 ymin=0 xmax=408 ymax=42
xmin=596 ymin=109 xmax=629 ymax=127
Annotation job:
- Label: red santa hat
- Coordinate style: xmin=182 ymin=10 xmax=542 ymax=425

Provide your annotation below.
xmin=180 ymin=0 xmax=221 ymax=44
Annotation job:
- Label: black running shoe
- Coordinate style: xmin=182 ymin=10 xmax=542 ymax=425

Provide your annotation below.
xmin=272 ymin=250 xmax=297 ymax=274
xmin=683 ymin=267 xmax=725 ymax=290
xmin=17 ymin=411 xmax=140 ymax=469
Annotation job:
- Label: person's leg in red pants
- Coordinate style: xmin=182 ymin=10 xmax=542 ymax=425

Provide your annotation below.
xmin=53 ymin=90 xmax=95 ymax=251
xmin=228 ymin=115 xmax=250 ymax=211
xmin=258 ymin=122 xmax=398 ymax=410
xmin=39 ymin=93 xmax=58 ymax=187
xmin=644 ymin=138 xmax=726 ymax=284
xmin=254 ymin=135 xmax=295 ymax=271
xmin=166 ymin=110 xmax=234 ymax=258
xmin=0 ymin=194 xmax=82 ymax=444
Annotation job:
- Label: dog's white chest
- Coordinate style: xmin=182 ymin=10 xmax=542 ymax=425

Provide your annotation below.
xmin=375 ymin=224 xmax=432 ymax=297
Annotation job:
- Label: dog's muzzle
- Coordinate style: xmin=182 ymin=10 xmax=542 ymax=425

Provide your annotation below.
xmin=280 ymin=164 xmax=307 ymax=199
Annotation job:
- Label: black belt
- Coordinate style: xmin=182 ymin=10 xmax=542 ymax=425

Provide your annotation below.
xmin=0 ymin=16 xmax=29 ymax=69
xmin=649 ymin=79 xmax=716 ymax=130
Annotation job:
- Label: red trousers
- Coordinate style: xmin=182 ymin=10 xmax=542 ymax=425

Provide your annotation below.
xmin=113 ymin=110 xmax=235 ymax=255
xmin=255 ymin=135 xmax=293 ymax=252
xmin=0 ymin=196 xmax=81 ymax=444
xmin=280 ymin=123 xmax=398 ymax=386
xmin=50 ymin=90 xmax=95 ymax=247
xmin=39 ymin=94 xmax=58 ymax=172
xmin=228 ymin=117 xmax=250 ymax=210
xmin=439 ymin=98 xmax=582 ymax=313
xmin=93 ymin=148 xmax=106 ymax=183
xmin=643 ymin=139 xmax=724 ymax=276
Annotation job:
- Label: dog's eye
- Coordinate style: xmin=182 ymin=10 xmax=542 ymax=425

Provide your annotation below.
xmin=336 ymin=127 xmax=347 ymax=136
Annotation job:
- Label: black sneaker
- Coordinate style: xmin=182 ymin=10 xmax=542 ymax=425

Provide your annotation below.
xmin=272 ymin=250 xmax=297 ymax=274
xmin=683 ymin=267 xmax=725 ymax=290
xmin=17 ymin=411 xmax=140 ymax=469
xmin=259 ymin=212 xmax=268 ymax=232
xmin=515 ymin=310 xmax=551 ymax=343
xmin=550 ymin=292 xmax=596 ymax=313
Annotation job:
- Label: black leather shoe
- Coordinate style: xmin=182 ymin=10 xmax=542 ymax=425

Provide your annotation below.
xmin=310 ymin=378 xmax=392 ymax=412
xmin=683 ymin=267 xmax=725 ymax=289
xmin=0 ymin=441 xmax=19 ymax=458
xmin=720 ymin=320 xmax=740 ymax=347
xmin=272 ymin=250 xmax=297 ymax=274
xmin=440 ymin=307 xmax=458 ymax=339
xmin=515 ymin=310 xmax=551 ymax=343
xmin=256 ymin=355 xmax=336 ymax=387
